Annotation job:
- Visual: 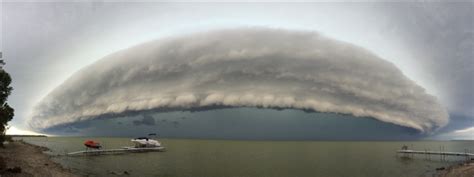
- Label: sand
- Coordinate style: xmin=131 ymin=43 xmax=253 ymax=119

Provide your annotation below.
xmin=0 ymin=141 xmax=79 ymax=177
xmin=439 ymin=161 xmax=474 ymax=177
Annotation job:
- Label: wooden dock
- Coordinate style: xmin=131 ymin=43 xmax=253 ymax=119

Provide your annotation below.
xmin=67 ymin=146 xmax=165 ymax=156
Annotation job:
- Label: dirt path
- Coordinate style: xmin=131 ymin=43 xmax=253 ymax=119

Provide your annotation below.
xmin=0 ymin=141 xmax=80 ymax=177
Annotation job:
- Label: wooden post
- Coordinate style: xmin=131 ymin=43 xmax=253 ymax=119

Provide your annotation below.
xmin=428 ymin=148 xmax=431 ymax=160
xmin=425 ymin=149 xmax=428 ymax=160
xmin=440 ymin=146 xmax=442 ymax=161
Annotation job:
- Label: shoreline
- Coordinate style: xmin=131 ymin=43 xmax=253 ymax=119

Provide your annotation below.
xmin=0 ymin=141 xmax=80 ymax=177
xmin=438 ymin=160 xmax=474 ymax=177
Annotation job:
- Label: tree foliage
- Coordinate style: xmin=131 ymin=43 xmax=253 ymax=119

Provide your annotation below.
xmin=0 ymin=60 xmax=14 ymax=146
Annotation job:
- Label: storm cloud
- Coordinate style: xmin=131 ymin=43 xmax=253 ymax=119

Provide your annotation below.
xmin=132 ymin=114 xmax=156 ymax=126
xmin=28 ymin=28 xmax=448 ymax=132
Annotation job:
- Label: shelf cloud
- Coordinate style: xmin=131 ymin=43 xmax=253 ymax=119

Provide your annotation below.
xmin=28 ymin=28 xmax=448 ymax=132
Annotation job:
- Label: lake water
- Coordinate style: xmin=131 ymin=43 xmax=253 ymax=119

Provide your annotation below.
xmin=18 ymin=137 xmax=474 ymax=177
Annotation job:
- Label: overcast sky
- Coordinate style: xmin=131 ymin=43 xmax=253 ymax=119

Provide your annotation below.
xmin=1 ymin=1 xmax=473 ymax=139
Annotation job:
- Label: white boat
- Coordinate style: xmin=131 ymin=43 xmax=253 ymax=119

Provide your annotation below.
xmin=131 ymin=137 xmax=162 ymax=148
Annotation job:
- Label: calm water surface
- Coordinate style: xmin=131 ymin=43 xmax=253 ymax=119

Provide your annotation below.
xmin=18 ymin=137 xmax=474 ymax=177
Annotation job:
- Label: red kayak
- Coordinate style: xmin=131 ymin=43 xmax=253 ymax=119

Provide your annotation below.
xmin=84 ymin=140 xmax=102 ymax=149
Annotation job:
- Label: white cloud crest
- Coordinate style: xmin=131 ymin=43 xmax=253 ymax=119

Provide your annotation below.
xmin=29 ymin=28 xmax=448 ymax=133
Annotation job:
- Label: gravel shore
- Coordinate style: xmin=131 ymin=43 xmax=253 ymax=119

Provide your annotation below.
xmin=0 ymin=141 xmax=79 ymax=177
xmin=439 ymin=161 xmax=474 ymax=177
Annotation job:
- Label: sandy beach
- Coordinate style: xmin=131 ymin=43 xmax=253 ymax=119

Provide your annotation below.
xmin=0 ymin=141 xmax=79 ymax=177
xmin=439 ymin=161 xmax=474 ymax=177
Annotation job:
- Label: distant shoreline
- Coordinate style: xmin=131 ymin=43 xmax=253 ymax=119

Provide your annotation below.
xmin=6 ymin=134 xmax=48 ymax=137
xmin=0 ymin=140 xmax=79 ymax=177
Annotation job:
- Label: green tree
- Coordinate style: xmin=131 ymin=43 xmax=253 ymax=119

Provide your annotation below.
xmin=0 ymin=59 xmax=14 ymax=147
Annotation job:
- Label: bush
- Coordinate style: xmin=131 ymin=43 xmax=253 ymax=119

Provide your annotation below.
xmin=0 ymin=60 xmax=14 ymax=147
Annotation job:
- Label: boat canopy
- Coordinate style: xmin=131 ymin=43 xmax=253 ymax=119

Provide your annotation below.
xmin=135 ymin=137 xmax=149 ymax=140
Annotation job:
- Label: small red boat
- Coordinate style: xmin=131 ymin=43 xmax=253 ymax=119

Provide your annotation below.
xmin=84 ymin=140 xmax=102 ymax=149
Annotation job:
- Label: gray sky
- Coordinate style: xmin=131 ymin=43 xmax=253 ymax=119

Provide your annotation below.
xmin=1 ymin=1 xmax=473 ymax=138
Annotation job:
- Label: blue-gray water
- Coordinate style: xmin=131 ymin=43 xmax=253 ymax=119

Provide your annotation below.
xmin=18 ymin=137 xmax=474 ymax=177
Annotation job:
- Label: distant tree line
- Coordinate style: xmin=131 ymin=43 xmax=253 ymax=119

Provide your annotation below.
xmin=0 ymin=57 xmax=14 ymax=147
